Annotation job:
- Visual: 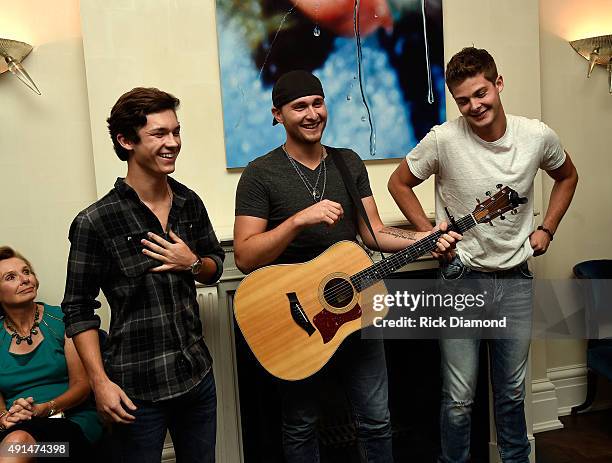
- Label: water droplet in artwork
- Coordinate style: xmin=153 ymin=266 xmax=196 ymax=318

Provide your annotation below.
xmin=313 ymin=25 xmax=321 ymax=37
xmin=421 ymin=0 xmax=435 ymax=105
xmin=361 ymin=116 xmax=367 ymax=122
xmin=353 ymin=0 xmax=377 ymax=157
xmin=346 ymin=95 xmax=352 ymax=101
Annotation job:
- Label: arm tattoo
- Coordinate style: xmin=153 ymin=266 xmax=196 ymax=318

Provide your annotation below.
xmin=380 ymin=227 xmax=417 ymax=241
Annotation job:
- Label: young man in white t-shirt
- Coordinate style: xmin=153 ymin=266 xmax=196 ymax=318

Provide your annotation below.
xmin=388 ymin=47 xmax=578 ymax=463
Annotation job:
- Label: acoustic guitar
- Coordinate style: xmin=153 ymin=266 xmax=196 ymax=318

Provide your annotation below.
xmin=234 ymin=186 xmax=526 ymax=380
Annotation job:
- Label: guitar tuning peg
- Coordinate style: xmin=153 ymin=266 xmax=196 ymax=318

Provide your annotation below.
xmin=489 ymin=221 xmax=494 ymax=226
xmin=511 ymin=209 xmax=518 ymax=215
xmin=476 ymin=198 xmax=481 ymax=204
xmin=485 ymin=191 xmax=492 ymax=196
xmin=496 ymin=183 xmax=502 ymax=189
xmin=500 ymin=215 xmax=506 ymax=220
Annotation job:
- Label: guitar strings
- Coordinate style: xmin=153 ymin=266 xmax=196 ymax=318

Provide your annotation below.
xmin=353 ymin=215 xmax=474 ymax=277
xmin=318 ymin=189 xmax=515 ymax=305
xmin=323 ymin=221 xmax=468 ymax=303
xmin=321 ymin=234 xmax=442 ymax=304
xmin=318 ymin=214 xmax=476 ymax=305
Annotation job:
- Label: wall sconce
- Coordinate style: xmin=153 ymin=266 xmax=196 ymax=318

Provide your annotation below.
xmin=569 ymin=34 xmax=612 ymax=94
xmin=0 ymin=38 xmax=41 ymax=95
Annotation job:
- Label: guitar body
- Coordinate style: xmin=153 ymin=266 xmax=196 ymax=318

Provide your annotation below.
xmin=233 ymin=185 xmax=526 ymax=381
xmin=234 ymin=241 xmax=389 ymax=381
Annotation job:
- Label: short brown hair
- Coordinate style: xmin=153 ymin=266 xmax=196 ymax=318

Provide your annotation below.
xmin=445 ymin=47 xmax=498 ymax=92
xmin=107 ymin=87 xmax=180 ymax=161
xmin=0 ymin=246 xmax=37 ymax=315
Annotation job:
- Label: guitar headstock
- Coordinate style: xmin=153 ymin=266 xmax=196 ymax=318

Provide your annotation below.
xmin=472 ymin=184 xmax=527 ymax=225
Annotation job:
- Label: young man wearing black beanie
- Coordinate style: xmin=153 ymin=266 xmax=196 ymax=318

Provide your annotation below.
xmin=234 ymin=70 xmax=460 ymax=462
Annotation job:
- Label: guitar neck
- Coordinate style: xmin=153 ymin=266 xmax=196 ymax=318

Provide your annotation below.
xmin=350 ymin=213 xmax=477 ymax=292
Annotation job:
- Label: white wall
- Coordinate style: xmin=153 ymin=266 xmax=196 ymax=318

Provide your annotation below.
xmin=0 ymin=0 xmax=98 ymax=318
xmin=538 ymin=0 xmax=612 ymax=370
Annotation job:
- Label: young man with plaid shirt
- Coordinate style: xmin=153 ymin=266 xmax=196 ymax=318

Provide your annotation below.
xmin=62 ymin=88 xmax=224 ymax=462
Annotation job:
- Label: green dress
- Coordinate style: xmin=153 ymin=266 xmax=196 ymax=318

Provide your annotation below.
xmin=0 ymin=303 xmax=102 ymax=443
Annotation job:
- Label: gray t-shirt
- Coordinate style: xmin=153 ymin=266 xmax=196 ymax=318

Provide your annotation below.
xmin=407 ymin=114 xmax=566 ymax=271
xmin=235 ymin=146 xmax=372 ymax=265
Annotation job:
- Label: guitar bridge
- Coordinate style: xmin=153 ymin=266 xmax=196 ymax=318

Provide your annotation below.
xmin=286 ymin=292 xmax=316 ymax=336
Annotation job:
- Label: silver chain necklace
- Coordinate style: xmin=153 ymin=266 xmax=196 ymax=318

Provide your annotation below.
xmin=282 ymin=144 xmax=327 ymax=202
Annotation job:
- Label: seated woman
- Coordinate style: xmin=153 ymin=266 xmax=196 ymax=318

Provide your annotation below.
xmin=0 ymin=246 xmax=102 ymax=462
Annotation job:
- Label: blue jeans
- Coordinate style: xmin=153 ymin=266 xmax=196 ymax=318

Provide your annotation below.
xmin=438 ymin=256 xmax=533 ymax=463
xmin=111 ymin=372 xmax=216 ymax=463
xmin=281 ymin=334 xmax=393 ymax=462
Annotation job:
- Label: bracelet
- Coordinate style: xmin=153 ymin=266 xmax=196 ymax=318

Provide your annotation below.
xmin=47 ymin=399 xmax=58 ymax=417
xmin=537 ymin=225 xmax=554 ymax=241
xmin=0 ymin=409 xmax=8 ymax=431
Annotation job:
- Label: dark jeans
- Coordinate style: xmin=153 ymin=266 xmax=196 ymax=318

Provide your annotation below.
xmin=281 ymin=335 xmax=393 ymax=463
xmin=111 ymin=371 xmax=216 ymax=463
xmin=438 ymin=256 xmax=533 ymax=463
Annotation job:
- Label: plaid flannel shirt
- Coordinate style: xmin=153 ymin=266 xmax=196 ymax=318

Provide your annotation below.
xmin=62 ymin=177 xmax=224 ymax=401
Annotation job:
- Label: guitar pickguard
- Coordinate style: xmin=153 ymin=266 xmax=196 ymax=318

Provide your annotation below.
xmin=313 ymin=305 xmax=362 ymax=344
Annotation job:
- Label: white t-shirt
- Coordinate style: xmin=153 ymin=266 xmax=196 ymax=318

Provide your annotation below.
xmin=407 ymin=114 xmax=566 ymax=271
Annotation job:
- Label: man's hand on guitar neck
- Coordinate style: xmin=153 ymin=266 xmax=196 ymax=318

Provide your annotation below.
xmin=430 ymin=222 xmax=459 ymax=262
xmin=378 ymin=222 xmax=460 ymax=256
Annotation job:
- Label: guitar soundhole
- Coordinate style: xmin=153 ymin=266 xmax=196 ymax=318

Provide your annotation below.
xmin=323 ymin=278 xmax=354 ymax=309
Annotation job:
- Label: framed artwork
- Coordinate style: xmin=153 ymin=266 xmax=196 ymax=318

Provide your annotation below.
xmin=216 ymin=0 xmax=445 ymax=168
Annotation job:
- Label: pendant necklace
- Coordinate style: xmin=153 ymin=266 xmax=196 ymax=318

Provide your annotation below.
xmin=283 ymin=144 xmax=327 ymax=202
xmin=5 ymin=304 xmax=41 ymax=346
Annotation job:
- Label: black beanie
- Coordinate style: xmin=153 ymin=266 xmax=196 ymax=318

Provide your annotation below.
xmin=272 ymin=70 xmax=325 ymax=125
